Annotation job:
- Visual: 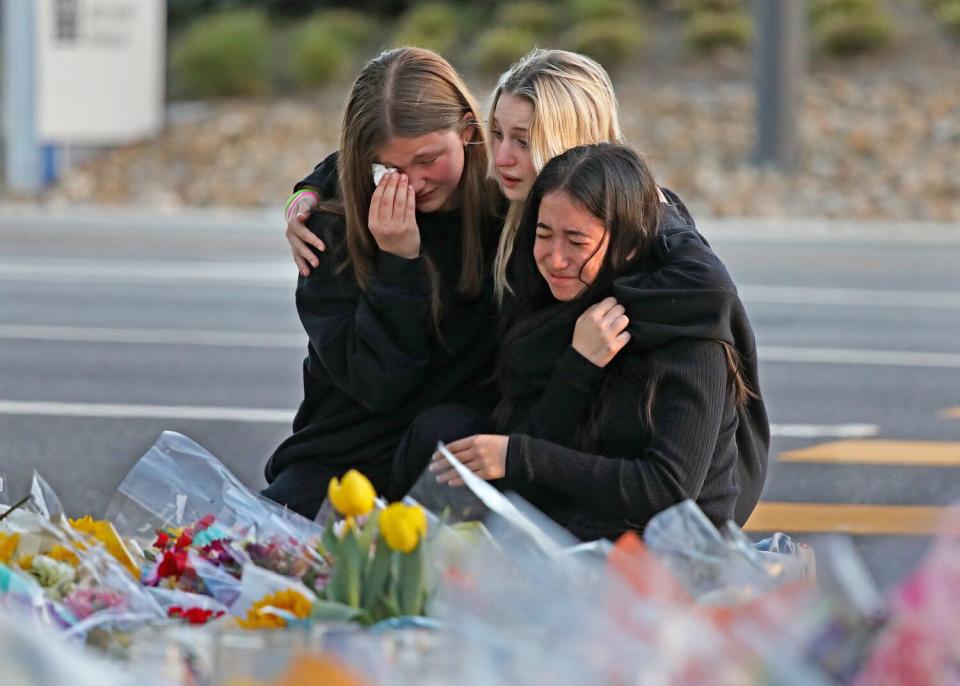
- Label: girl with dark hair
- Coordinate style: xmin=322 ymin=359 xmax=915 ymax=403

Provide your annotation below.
xmin=399 ymin=143 xmax=768 ymax=538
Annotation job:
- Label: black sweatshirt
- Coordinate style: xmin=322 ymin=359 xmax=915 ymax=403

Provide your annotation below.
xmin=498 ymin=203 xmax=769 ymax=540
xmin=266 ymin=154 xmax=502 ymax=499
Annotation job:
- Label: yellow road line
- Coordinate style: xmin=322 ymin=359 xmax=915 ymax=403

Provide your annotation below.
xmin=778 ymin=440 xmax=960 ymax=467
xmin=744 ymin=501 xmax=960 ymax=535
xmin=940 ymin=407 xmax=960 ymax=419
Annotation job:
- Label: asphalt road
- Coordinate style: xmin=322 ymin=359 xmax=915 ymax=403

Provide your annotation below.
xmin=1 ymin=210 xmax=958 ymax=591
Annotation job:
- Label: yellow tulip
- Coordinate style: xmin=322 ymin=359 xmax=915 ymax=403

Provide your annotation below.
xmin=0 ymin=532 xmax=20 ymax=564
xmin=327 ymin=470 xmax=376 ymax=518
xmin=379 ymin=503 xmax=428 ymax=554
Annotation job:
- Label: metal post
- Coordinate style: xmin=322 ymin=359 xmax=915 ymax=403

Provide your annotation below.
xmin=3 ymin=0 xmax=44 ymax=191
xmin=753 ymin=0 xmax=806 ymax=168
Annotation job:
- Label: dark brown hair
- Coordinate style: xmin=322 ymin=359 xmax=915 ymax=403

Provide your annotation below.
xmin=322 ymin=47 xmax=498 ymax=322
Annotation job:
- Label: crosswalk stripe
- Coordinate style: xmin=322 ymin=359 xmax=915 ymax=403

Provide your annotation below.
xmin=778 ymin=440 xmax=960 ymax=467
xmin=744 ymin=501 xmax=959 ymax=535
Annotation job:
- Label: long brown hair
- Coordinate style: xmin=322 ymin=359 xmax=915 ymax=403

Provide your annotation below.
xmin=325 ymin=48 xmax=498 ymax=312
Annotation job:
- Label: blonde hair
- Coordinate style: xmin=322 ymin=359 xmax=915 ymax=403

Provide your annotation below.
xmin=331 ymin=47 xmax=497 ymax=313
xmin=488 ymin=49 xmax=624 ymax=303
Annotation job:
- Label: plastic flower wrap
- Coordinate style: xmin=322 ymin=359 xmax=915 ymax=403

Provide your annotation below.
xmin=2 ymin=476 xmax=166 ymax=645
xmin=68 ymin=515 xmax=141 ymax=578
xmin=854 ymin=508 xmax=960 ymax=685
xmin=0 ymin=610 xmax=166 ymax=686
xmin=106 ymin=432 xmax=327 ymax=586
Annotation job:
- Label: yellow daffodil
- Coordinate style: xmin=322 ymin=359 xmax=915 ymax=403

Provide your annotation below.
xmin=68 ymin=516 xmax=140 ymax=577
xmin=18 ymin=554 xmax=35 ymax=571
xmin=379 ymin=503 xmax=428 ymax=554
xmin=327 ymin=470 xmax=376 ymax=518
xmin=0 ymin=532 xmax=21 ymax=564
xmin=47 ymin=544 xmax=80 ymax=567
xmin=237 ymin=588 xmax=313 ymax=630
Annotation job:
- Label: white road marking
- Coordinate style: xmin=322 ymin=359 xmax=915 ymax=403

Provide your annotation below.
xmin=0 ymin=400 xmax=882 ymax=442
xmin=0 ymin=325 xmax=304 ymax=348
xmin=0 ymin=259 xmax=292 ymax=285
xmin=740 ymin=285 xmax=960 ymax=309
xmin=760 ymin=346 xmax=960 ymax=368
xmin=2 ymin=325 xmax=959 ymax=370
xmin=0 ymin=400 xmax=294 ymax=423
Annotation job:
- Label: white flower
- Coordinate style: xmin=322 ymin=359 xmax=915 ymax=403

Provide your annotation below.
xmin=30 ymin=554 xmax=76 ymax=594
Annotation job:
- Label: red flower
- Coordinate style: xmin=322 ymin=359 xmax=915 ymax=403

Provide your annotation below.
xmin=157 ymin=549 xmax=188 ymax=578
xmin=174 ymin=530 xmax=193 ymax=550
xmin=153 ymin=531 xmax=171 ymax=550
xmin=197 ymin=514 xmax=216 ymax=530
xmin=168 ymin=606 xmax=223 ymax=625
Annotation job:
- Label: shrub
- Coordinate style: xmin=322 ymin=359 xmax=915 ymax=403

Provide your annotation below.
xmin=495 ymin=1 xmax=564 ymax=35
xmin=310 ymin=9 xmax=380 ymax=47
xmin=393 ymin=2 xmax=463 ymax=55
xmin=565 ymin=0 xmax=639 ymax=22
xmin=674 ymin=0 xmax=743 ymax=15
xmin=684 ymin=10 xmax=751 ymax=53
xmin=559 ymin=19 xmax=646 ymax=69
xmin=809 ymin=0 xmax=877 ymax=23
xmin=471 ymin=27 xmax=540 ymax=73
xmin=814 ymin=8 xmax=894 ymax=55
xmin=291 ymin=26 xmax=350 ymax=88
xmin=170 ymin=10 xmax=270 ymax=98
xmin=939 ymin=0 xmax=960 ymax=36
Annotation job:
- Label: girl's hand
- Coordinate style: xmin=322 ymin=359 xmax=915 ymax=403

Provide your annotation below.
xmin=572 ymin=296 xmax=631 ymax=368
xmin=286 ymin=192 xmax=325 ymax=277
xmin=429 ymin=434 xmax=509 ymax=485
xmin=368 ymin=172 xmax=420 ymax=259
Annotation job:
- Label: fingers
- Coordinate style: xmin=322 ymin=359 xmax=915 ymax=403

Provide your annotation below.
xmin=293 ymin=253 xmax=311 ymax=277
xmin=287 ymin=225 xmax=318 ymax=276
xmin=394 ymin=174 xmax=408 ymax=216
xmin=378 ymin=173 xmax=399 ymax=220
xmin=405 ymin=184 xmax=416 ymax=224
xmin=444 ymin=436 xmax=476 ymax=453
xmin=613 ymin=330 xmax=631 ymax=352
xmin=293 ymin=217 xmax=326 ymax=253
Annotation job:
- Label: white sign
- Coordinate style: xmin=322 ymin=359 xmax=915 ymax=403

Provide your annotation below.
xmin=35 ymin=0 xmax=165 ymax=144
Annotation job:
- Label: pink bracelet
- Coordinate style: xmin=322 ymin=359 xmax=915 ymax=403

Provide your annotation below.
xmin=284 ymin=190 xmax=319 ymax=223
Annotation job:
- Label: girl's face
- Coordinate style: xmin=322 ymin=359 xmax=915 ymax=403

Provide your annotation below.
xmin=490 ymin=93 xmax=537 ymax=202
xmin=375 ymin=128 xmax=468 ymax=213
xmin=533 ymin=190 xmax=608 ymax=302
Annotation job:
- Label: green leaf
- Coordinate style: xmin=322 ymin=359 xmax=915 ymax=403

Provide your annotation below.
xmin=397 ymin=543 xmax=425 ymax=616
xmin=341 ymin=531 xmax=363 ymax=608
xmin=308 ymin=599 xmax=369 ymax=624
xmin=321 ymin=518 xmax=338 ymax=557
xmin=323 ymin=527 xmax=363 ymax=606
xmin=361 ymin=541 xmax=393 ymax=613
xmin=358 ymin=509 xmax=381 ymax=560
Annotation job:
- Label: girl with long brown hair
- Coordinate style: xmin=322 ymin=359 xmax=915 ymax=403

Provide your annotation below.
xmin=262 ymin=47 xmax=502 ymax=517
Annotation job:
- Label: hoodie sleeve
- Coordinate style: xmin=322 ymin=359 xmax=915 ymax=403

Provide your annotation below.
xmin=295 ymin=214 xmax=434 ymax=414
xmin=504 ymin=338 xmax=727 ymax=526
xmin=511 ymin=346 xmax=603 ymax=444
xmin=294 ymin=151 xmax=340 ymax=197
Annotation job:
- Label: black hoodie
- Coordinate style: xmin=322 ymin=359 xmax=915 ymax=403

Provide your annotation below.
xmin=265 ymin=154 xmax=502 ymax=513
xmin=498 ymin=202 xmax=769 ymax=539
